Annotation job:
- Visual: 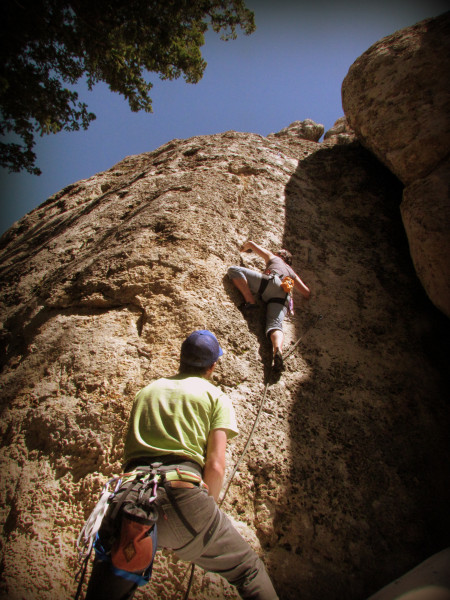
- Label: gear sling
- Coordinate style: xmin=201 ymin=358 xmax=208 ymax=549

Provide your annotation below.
xmin=75 ymin=462 xmax=208 ymax=597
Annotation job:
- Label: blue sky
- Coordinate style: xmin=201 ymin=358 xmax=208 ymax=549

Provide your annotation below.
xmin=0 ymin=0 xmax=447 ymax=235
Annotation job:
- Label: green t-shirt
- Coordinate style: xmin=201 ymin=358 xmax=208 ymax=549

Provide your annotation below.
xmin=123 ymin=375 xmax=239 ymax=467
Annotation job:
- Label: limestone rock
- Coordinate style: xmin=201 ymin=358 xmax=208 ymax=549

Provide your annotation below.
xmin=342 ymin=12 xmax=450 ymax=318
xmin=323 ymin=116 xmax=357 ymax=145
xmin=400 ymin=158 xmax=450 ymax=316
xmin=268 ymin=119 xmax=324 ymax=143
xmin=342 ymin=12 xmax=450 ymax=185
xmin=0 ymin=129 xmax=449 ymax=600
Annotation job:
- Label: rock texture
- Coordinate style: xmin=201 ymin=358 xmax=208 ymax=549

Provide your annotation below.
xmin=323 ymin=116 xmax=357 ymax=145
xmin=342 ymin=12 xmax=450 ymax=318
xmin=0 ymin=124 xmax=449 ymax=600
xmin=268 ymin=119 xmax=324 ymax=143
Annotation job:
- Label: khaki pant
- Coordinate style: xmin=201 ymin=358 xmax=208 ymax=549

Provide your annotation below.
xmin=85 ymin=485 xmax=278 ymax=600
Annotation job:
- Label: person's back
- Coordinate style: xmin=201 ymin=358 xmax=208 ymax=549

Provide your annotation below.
xmin=123 ymin=374 xmax=237 ymax=471
xmin=83 ymin=330 xmax=278 ymax=600
xmin=264 ymin=255 xmax=296 ymax=279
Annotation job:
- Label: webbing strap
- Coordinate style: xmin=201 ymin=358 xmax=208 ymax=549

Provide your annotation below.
xmin=267 ymin=296 xmax=288 ymax=306
xmin=111 ymin=566 xmax=147 ymax=586
xmin=258 ymin=276 xmax=270 ymax=296
xmin=164 ymin=468 xmax=208 ymax=490
xmin=259 ymin=272 xmax=288 ymax=306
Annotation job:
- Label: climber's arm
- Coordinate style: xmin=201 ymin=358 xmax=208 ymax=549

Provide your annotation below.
xmin=203 ymin=428 xmax=227 ymax=502
xmin=293 ymin=273 xmax=310 ymax=299
xmin=240 ymin=240 xmax=275 ymax=264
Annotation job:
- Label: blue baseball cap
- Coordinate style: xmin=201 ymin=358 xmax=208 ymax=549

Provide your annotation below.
xmin=180 ymin=330 xmax=224 ymax=367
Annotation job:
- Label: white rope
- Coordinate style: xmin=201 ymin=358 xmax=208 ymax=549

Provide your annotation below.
xmin=219 ymin=382 xmax=269 ymax=508
xmin=283 ymin=313 xmax=323 ymax=361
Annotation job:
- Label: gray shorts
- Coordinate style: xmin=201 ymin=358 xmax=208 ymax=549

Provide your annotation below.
xmin=228 ymin=266 xmax=289 ymax=336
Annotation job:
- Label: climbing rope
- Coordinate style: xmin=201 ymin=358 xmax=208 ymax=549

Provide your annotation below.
xmin=182 ymin=313 xmax=323 ymax=600
xmin=74 ymin=551 xmax=92 ymax=600
xmin=219 ymin=382 xmax=269 ymax=508
xmin=283 ymin=313 xmax=323 ymax=361
xmin=183 ymin=382 xmax=270 ymax=600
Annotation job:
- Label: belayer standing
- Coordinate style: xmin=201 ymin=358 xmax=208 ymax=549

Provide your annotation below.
xmin=228 ymin=241 xmax=310 ymax=374
xmin=84 ymin=330 xmax=278 ymax=600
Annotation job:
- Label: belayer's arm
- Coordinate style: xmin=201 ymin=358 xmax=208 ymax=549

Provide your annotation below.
xmin=240 ymin=240 xmax=275 ymax=264
xmin=203 ymin=428 xmax=227 ymax=502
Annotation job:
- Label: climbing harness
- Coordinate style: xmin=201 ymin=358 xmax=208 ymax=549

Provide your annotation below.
xmin=258 ymin=273 xmax=292 ymax=315
xmin=258 ymin=272 xmax=275 ymax=296
xmin=74 ymin=463 xmax=207 ymax=599
xmin=182 ymin=313 xmax=324 ymax=600
xmin=259 ymin=271 xmax=294 ymax=294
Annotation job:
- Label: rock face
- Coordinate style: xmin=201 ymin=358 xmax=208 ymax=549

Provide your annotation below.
xmin=342 ymin=12 xmax=450 ymax=318
xmin=1 ymin=126 xmax=449 ymax=600
xmin=268 ymin=119 xmax=324 ymax=143
xmin=323 ymin=116 xmax=357 ymax=145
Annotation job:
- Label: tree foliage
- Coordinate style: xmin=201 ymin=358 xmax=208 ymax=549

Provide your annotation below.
xmin=0 ymin=0 xmax=255 ymax=175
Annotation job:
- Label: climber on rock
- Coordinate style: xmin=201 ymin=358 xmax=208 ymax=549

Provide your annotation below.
xmin=228 ymin=241 xmax=310 ymax=374
xmin=84 ymin=330 xmax=278 ymax=600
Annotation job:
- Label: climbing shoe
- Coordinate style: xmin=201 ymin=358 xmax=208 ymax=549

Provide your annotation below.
xmin=272 ymin=350 xmax=284 ymax=375
xmin=239 ymin=302 xmax=258 ymax=313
